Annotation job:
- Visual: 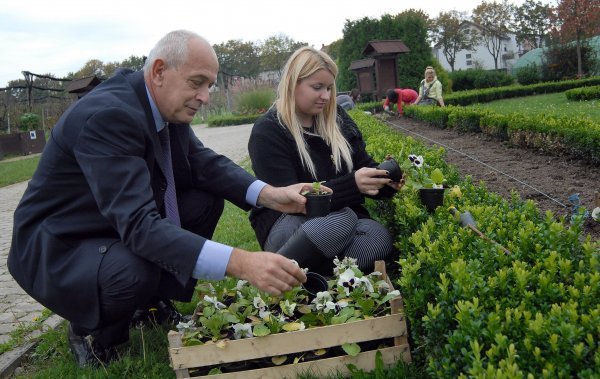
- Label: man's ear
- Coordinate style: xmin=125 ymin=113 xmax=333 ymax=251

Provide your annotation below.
xmin=150 ymin=58 xmax=167 ymax=86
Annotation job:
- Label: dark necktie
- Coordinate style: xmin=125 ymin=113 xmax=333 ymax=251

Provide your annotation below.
xmin=158 ymin=124 xmax=181 ymax=226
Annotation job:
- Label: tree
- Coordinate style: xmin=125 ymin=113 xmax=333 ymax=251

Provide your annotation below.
xmin=325 ymin=39 xmax=343 ymax=62
xmin=430 ymin=10 xmax=477 ymax=71
xmin=258 ymin=34 xmax=306 ymax=73
xmin=337 ymin=16 xmax=381 ymax=91
xmin=392 ymin=10 xmax=434 ymax=90
xmin=554 ymin=0 xmax=600 ymax=77
xmin=472 ymin=0 xmax=515 ymax=69
xmin=337 ymin=10 xmax=433 ymax=92
xmin=75 ymin=59 xmax=106 ymax=78
xmin=213 ymin=39 xmax=261 ymax=79
xmin=513 ymin=0 xmax=553 ymax=49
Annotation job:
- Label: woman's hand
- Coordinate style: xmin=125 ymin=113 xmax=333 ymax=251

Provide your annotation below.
xmin=354 ymin=167 xmax=392 ymax=196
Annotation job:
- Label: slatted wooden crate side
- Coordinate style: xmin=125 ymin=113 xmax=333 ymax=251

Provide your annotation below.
xmin=168 ymin=261 xmax=411 ymax=378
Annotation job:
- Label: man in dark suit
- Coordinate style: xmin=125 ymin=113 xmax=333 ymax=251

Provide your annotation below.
xmin=8 ymin=30 xmax=308 ymax=367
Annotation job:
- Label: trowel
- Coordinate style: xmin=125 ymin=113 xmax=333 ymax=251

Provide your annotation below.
xmin=448 ymin=206 xmax=511 ymax=255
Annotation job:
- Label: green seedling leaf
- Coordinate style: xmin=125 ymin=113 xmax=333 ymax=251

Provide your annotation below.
xmin=253 ymin=324 xmax=271 ymax=337
xmin=271 ymin=355 xmax=287 ymax=365
xmin=431 ymin=168 xmax=444 ymax=184
xmin=342 ymin=342 xmax=361 ymax=356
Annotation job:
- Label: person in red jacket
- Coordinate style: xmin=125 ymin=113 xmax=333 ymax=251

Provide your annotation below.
xmin=383 ymin=88 xmax=418 ymax=115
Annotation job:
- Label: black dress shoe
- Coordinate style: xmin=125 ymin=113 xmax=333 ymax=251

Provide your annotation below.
xmin=131 ymin=298 xmax=183 ymax=328
xmin=67 ymin=323 xmax=115 ymax=367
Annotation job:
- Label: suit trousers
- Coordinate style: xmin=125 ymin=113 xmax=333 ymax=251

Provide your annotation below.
xmin=71 ymin=188 xmax=225 ymax=348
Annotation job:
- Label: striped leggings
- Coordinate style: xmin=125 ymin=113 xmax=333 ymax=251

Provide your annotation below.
xmin=264 ymin=207 xmax=394 ymax=272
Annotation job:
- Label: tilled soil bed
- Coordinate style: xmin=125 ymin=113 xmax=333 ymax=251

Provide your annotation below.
xmin=383 ymin=115 xmax=600 ymax=241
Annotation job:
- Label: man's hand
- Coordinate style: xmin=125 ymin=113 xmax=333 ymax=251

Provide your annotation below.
xmin=257 ymin=183 xmax=331 ymax=214
xmin=226 ymin=249 xmax=307 ymax=295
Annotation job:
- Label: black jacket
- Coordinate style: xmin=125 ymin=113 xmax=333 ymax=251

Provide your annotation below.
xmin=8 ymin=69 xmax=256 ymax=329
xmin=248 ymin=107 xmax=395 ymax=247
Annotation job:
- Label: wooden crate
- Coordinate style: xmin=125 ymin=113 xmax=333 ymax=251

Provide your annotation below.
xmin=168 ymin=261 xmax=411 ymax=378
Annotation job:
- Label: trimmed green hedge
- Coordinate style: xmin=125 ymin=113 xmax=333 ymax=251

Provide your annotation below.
xmin=565 ymin=85 xmax=600 ymax=101
xmin=351 ymin=110 xmax=600 ymax=378
xmin=207 ymin=114 xmax=261 ymax=127
xmin=404 ymin=105 xmax=600 ymax=164
xmin=445 ymin=77 xmax=600 ymax=106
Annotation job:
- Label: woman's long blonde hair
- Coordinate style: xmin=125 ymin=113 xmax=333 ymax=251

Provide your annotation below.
xmin=275 ymin=46 xmax=353 ymax=180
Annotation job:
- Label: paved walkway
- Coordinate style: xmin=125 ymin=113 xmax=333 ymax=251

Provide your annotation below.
xmin=0 ymin=123 xmax=252 ymax=376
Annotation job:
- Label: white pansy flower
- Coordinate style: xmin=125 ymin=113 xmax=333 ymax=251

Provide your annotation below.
xmin=333 ymin=256 xmax=359 ymax=276
xmin=323 ymin=301 xmax=336 ymax=313
xmin=337 ymin=300 xmax=349 ymax=309
xmin=409 ymin=154 xmax=424 ymax=168
xmin=176 ymin=319 xmax=195 ymax=332
xmin=253 ymin=296 xmax=267 ymax=310
xmin=232 ymin=323 xmax=253 ymax=339
xmin=280 ymin=300 xmax=297 ymax=316
xmin=311 ymin=291 xmax=334 ymax=311
xmin=357 ymin=276 xmax=374 ymax=293
xmin=337 ymin=268 xmax=358 ymax=296
xmin=592 ymin=207 xmax=600 ymax=222
xmin=259 ymin=308 xmax=272 ymax=320
xmin=204 ymin=295 xmax=226 ymax=309
xmin=235 ymin=280 xmax=248 ymax=290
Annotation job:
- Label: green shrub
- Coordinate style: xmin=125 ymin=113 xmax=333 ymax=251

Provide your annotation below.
xmin=445 ymin=76 xmax=600 ymax=106
xmin=449 ymin=69 xmax=513 ymax=91
xmin=404 ymin=105 xmax=452 ymax=129
xmin=447 ymin=107 xmax=488 ymax=132
xmin=207 ymin=114 xmax=261 ymax=127
xmin=234 ymin=87 xmax=275 ymax=115
xmin=19 ymin=113 xmax=40 ymax=132
xmin=516 ymin=64 xmax=541 ymax=85
xmin=542 ymin=42 xmax=598 ymax=81
xmin=565 ymin=85 xmax=600 ymax=101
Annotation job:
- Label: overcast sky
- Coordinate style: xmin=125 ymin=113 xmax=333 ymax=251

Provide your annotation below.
xmin=0 ymin=0 xmax=525 ymax=87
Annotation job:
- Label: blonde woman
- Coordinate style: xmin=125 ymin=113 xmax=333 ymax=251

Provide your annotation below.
xmin=415 ymin=66 xmax=445 ymax=107
xmin=248 ymin=47 xmax=401 ymax=274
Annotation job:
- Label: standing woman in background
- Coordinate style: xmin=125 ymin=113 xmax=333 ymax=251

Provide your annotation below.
xmin=248 ymin=47 xmax=401 ymax=274
xmin=415 ymin=66 xmax=445 ymax=107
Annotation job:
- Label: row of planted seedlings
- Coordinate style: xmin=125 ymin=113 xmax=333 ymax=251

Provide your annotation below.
xmin=351 ymin=110 xmax=599 ymax=378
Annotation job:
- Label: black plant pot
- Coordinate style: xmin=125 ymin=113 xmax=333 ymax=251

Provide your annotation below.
xmin=377 ymin=158 xmax=402 ymax=182
xmin=304 ymin=192 xmax=332 ymax=218
xmin=419 ymin=188 xmax=445 ymax=212
xmin=302 ymin=272 xmax=329 ymax=299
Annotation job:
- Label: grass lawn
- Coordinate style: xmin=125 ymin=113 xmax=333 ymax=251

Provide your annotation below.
xmin=9 ymin=158 xmax=419 ymax=378
xmin=470 ymin=92 xmax=600 ymax=122
xmin=0 ymin=156 xmax=40 ymax=187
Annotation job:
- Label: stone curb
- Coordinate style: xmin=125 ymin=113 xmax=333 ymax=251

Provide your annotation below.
xmin=0 ymin=315 xmax=64 ymax=378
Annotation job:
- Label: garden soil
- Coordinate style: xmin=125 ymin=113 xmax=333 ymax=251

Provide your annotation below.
xmin=382 ymin=114 xmax=600 ymax=241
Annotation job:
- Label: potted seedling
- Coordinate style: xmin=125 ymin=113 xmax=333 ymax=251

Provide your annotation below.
xmin=402 ymin=154 xmax=446 ymax=212
xmin=302 ymin=181 xmax=332 ymax=218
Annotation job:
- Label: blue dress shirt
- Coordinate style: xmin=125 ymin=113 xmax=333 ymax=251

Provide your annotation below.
xmin=145 ymin=86 xmax=265 ymax=280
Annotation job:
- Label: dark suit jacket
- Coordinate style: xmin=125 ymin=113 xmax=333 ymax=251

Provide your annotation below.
xmin=8 ymin=69 xmax=255 ymax=329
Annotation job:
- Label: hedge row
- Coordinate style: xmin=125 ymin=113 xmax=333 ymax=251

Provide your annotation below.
xmin=351 ymin=110 xmax=600 ymax=378
xmin=207 ymin=113 xmax=261 ymax=127
xmin=403 ymin=105 xmax=600 ymax=164
xmin=565 ymin=86 xmax=600 ymax=101
xmin=355 ymin=77 xmax=600 ymax=112
xmin=443 ymin=77 xmax=600 ymax=106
